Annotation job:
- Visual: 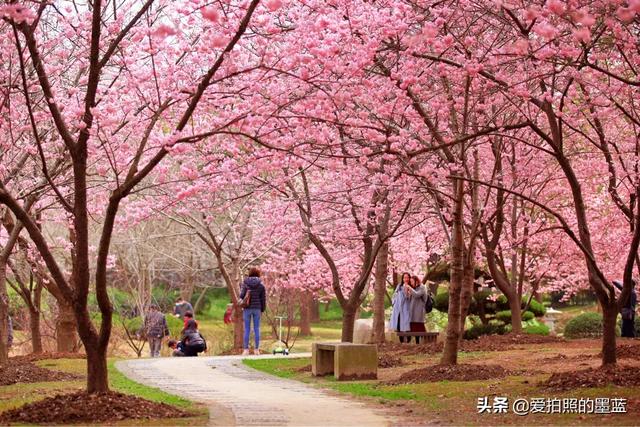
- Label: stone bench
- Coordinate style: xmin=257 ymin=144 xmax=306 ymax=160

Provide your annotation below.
xmin=312 ymin=342 xmax=377 ymax=381
xmin=396 ymin=331 xmax=439 ymax=343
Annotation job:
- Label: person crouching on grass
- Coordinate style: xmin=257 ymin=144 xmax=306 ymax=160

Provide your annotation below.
xmin=180 ymin=319 xmax=207 ymax=356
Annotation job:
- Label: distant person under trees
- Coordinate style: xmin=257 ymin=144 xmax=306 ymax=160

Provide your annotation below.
xmin=174 ymin=297 xmax=194 ymax=319
xmin=239 ymin=267 xmax=266 ymax=355
xmin=144 ymin=305 xmax=169 ymax=358
xmin=613 ymin=280 xmax=637 ymax=338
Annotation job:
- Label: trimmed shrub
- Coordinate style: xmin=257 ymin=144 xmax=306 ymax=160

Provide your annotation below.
xmin=526 ymin=298 xmax=547 ymax=317
xmin=495 ymin=310 xmax=534 ymax=324
xmin=564 ymin=312 xmax=620 ymax=339
xmin=523 ymin=323 xmax=550 ymax=335
xmin=464 ymin=322 xmax=507 ymax=340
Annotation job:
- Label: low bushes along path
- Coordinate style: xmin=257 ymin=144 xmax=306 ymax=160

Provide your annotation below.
xmin=116 ymin=354 xmax=393 ymax=426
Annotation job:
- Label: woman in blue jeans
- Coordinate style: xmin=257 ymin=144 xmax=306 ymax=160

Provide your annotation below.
xmin=239 ymin=267 xmax=266 ymax=355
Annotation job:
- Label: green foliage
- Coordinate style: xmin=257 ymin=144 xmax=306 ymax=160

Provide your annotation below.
xmin=434 ymin=291 xmax=449 ymax=313
xmin=495 ymin=310 xmax=534 ymax=324
xmin=526 ymin=298 xmax=547 ymax=317
xmin=564 ymin=312 xmax=620 ymax=339
xmin=425 ymin=309 xmax=449 ymax=332
xmin=463 ymin=322 xmax=506 ymax=340
xmin=198 ymin=287 xmax=230 ymax=319
xmin=151 ymin=283 xmax=180 ymax=312
xmin=523 ymin=323 xmax=550 ymax=335
xmin=122 ymin=316 xmax=144 ymax=333
xmin=166 ymin=314 xmax=184 ymax=338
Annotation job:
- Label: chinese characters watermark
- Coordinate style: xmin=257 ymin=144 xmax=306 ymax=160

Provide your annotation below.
xmin=477 ymin=397 xmax=627 ymax=416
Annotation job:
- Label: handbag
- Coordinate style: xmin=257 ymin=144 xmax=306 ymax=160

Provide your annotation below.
xmin=239 ymin=289 xmax=251 ymax=308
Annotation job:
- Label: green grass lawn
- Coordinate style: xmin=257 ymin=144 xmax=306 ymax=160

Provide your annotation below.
xmin=0 ymin=358 xmax=207 ymax=425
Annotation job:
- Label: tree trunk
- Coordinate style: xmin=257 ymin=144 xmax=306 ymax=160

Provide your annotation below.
xmin=601 ymin=302 xmax=618 ymax=365
xmin=508 ymin=292 xmax=523 ymax=334
xmin=233 ymin=306 xmax=243 ymax=349
xmin=299 ymin=291 xmax=312 ymax=336
xmin=310 ymin=299 xmax=320 ymax=322
xmin=29 ymin=307 xmax=43 ymax=354
xmin=458 ymin=261 xmax=474 ymax=339
xmin=441 ymin=179 xmax=464 ymax=365
xmin=341 ymin=305 xmax=357 ymax=342
xmin=0 ymin=261 xmax=9 ymax=365
xmin=85 ymin=347 xmax=109 ymax=393
xmin=371 ymin=240 xmax=389 ymax=344
xmin=30 ymin=278 xmax=44 ymax=354
xmin=56 ymin=300 xmax=79 ymax=353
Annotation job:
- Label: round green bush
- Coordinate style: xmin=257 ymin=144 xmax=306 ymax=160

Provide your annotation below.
xmin=564 ymin=312 xmax=620 ymax=339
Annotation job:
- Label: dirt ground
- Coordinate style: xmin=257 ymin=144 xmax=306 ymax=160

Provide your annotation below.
xmin=0 ymin=362 xmax=81 ymax=386
xmin=0 ymin=391 xmax=191 ymax=424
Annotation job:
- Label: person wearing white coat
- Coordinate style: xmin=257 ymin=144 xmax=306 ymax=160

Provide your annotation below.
xmin=390 ymin=272 xmax=412 ymax=343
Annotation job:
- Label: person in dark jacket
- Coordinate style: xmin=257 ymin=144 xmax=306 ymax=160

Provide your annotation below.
xmin=239 ymin=267 xmax=266 ymax=355
xmin=181 ymin=319 xmax=206 ymax=356
xmin=613 ymin=280 xmax=637 ymax=338
xmin=173 ymin=297 xmax=194 ymax=319
xmin=167 ymin=339 xmax=186 ymax=357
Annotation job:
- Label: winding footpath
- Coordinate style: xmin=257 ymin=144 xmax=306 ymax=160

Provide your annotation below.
xmin=116 ymin=354 xmax=392 ymax=427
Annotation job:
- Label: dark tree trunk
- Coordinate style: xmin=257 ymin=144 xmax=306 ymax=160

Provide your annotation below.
xmin=371 ymin=240 xmax=389 ymax=343
xmin=233 ymin=306 xmax=243 ymax=349
xmin=29 ymin=278 xmax=44 ymax=354
xmin=601 ymin=302 xmax=618 ymax=365
xmin=29 ymin=307 xmax=43 ymax=354
xmin=508 ymin=292 xmax=523 ymax=334
xmin=56 ymin=300 xmax=78 ymax=353
xmin=341 ymin=305 xmax=357 ymax=342
xmin=0 ymin=261 xmax=9 ymax=365
xmin=458 ymin=262 xmax=474 ymax=339
xmin=441 ymin=179 xmax=464 ymax=365
xmin=85 ymin=346 xmax=109 ymax=393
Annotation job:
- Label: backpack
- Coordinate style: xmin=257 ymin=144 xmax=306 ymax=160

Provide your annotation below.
xmin=239 ymin=289 xmax=251 ymax=308
xmin=621 ymin=307 xmax=634 ymax=321
xmin=424 ymin=291 xmax=434 ymax=314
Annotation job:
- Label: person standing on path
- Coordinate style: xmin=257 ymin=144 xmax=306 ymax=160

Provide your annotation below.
xmin=239 ymin=267 xmax=266 ymax=355
xmin=390 ymin=272 xmax=412 ymax=343
xmin=174 ymin=297 xmax=194 ymax=319
xmin=144 ymin=304 xmax=169 ymax=357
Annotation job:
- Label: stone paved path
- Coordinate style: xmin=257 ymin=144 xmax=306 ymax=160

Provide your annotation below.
xmin=116 ymin=354 xmax=392 ymax=427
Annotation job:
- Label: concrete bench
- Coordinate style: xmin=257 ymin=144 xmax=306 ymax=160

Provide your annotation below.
xmin=312 ymin=342 xmax=377 ymax=381
xmin=396 ymin=332 xmax=439 ymax=343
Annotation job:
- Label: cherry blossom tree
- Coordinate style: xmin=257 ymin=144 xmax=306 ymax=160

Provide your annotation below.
xmin=0 ymin=0 xmax=274 ymax=391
